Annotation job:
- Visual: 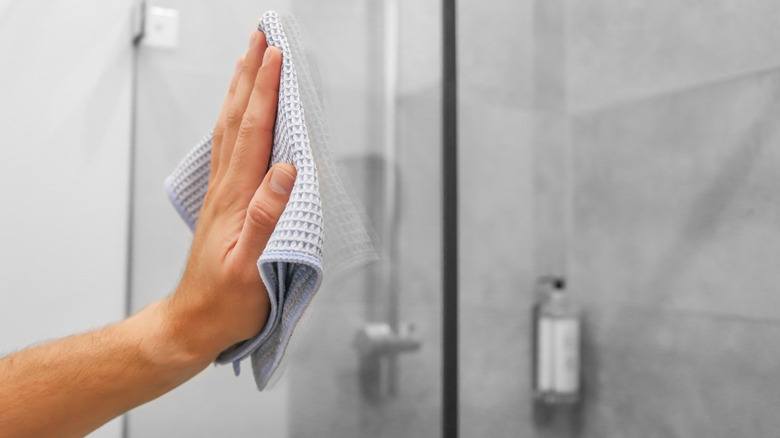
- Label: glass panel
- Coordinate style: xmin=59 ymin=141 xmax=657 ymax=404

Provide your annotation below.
xmin=566 ymin=0 xmax=780 ymax=434
xmin=128 ymin=1 xmax=441 ymax=436
xmin=459 ymin=0 xmax=780 ymax=437
xmin=456 ymin=0 xmax=536 ymax=435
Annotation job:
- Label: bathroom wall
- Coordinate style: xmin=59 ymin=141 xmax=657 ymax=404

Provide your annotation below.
xmin=459 ymin=0 xmax=780 ymax=437
xmin=0 ymin=1 xmax=135 ymax=437
xmin=457 ymin=0 xmax=538 ymax=436
xmin=568 ymin=1 xmax=780 ymax=436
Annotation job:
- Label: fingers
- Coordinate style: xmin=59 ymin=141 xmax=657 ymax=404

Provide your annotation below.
xmin=216 ymin=30 xmax=269 ymax=182
xmin=210 ymin=56 xmax=244 ymax=183
xmin=233 ymin=163 xmax=296 ymax=263
xmin=226 ymin=46 xmax=282 ymax=191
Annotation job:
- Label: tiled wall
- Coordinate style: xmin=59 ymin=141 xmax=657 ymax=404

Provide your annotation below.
xmin=321 ymin=85 xmax=445 ymax=438
xmin=458 ymin=0 xmax=537 ymax=436
xmin=459 ymin=0 xmax=780 ymax=436
xmin=569 ymin=0 xmax=780 ymax=111
xmin=284 ymin=1 xmax=444 ymax=436
xmin=571 ymin=35 xmax=780 ymax=438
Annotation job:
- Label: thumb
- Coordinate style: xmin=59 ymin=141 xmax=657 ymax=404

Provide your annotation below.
xmin=234 ymin=162 xmax=296 ymax=262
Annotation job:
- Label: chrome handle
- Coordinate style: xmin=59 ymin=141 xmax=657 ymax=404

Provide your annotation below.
xmin=354 ymin=322 xmax=421 ymax=400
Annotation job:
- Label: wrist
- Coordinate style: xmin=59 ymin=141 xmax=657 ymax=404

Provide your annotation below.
xmin=125 ymin=298 xmax=216 ymax=372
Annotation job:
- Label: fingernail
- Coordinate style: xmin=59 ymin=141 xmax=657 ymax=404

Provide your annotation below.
xmin=248 ymin=31 xmax=258 ymax=49
xmin=270 ymin=166 xmax=295 ymax=195
xmin=262 ymin=47 xmax=272 ymax=66
xmin=234 ymin=57 xmax=244 ymax=74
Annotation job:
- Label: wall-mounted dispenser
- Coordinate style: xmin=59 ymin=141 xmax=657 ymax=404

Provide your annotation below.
xmin=533 ymin=277 xmax=581 ymax=404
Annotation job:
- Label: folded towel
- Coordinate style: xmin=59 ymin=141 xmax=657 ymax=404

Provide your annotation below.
xmin=166 ymin=10 xmax=374 ymax=390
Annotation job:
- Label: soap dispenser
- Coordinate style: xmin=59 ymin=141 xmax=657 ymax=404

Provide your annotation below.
xmin=532 ymin=277 xmax=581 ymax=404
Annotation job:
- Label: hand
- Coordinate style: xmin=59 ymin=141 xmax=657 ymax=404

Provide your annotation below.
xmin=0 ymin=29 xmax=294 ymax=438
xmin=163 ymin=30 xmax=293 ymax=362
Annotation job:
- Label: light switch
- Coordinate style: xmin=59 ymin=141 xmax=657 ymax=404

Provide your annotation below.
xmin=142 ymin=6 xmax=179 ymax=49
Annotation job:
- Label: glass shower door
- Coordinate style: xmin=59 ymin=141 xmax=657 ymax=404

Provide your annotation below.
xmin=455 ymin=0 xmax=780 ymax=436
xmin=128 ymin=1 xmax=442 ymax=436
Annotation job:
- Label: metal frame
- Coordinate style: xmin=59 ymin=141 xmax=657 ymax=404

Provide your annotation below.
xmin=442 ymin=0 xmax=458 ymax=436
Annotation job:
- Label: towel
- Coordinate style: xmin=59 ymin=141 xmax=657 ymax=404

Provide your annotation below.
xmin=166 ymin=11 xmax=374 ymax=390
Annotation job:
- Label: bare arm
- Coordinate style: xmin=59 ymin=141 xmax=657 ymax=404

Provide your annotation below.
xmin=0 ymin=29 xmax=291 ymax=438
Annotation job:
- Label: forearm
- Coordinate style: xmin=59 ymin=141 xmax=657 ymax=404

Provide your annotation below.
xmin=0 ymin=298 xmax=213 ymax=438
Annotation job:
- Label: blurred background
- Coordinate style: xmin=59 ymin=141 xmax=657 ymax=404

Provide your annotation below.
xmin=1 ymin=0 xmax=779 ymax=437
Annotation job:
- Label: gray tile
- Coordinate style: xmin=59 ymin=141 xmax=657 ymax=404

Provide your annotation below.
xmin=287 ymin=60 xmax=444 ymax=438
xmin=533 ymin=111 xmax=571 ymax=277
xmin=458 ymin=0 xmax=534 ymax=109
xmin=571 ymin=70 xmax=780 ymax=320
xmin=569 ymin=0 xmax=780 ymax=111
xmin=579 ymin=307 xmax=780 ymax=438
xmin=458 ymin=99 xmax=536 ymax=436
xmin=532 ymin=0 xmax=567 ymax=111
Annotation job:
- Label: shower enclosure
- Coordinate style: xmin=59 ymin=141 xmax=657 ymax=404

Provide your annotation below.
xmin=127 ymin=0 xmax=780 ymax=437
xmin=129 ymin=1 xmax=443 ymax=436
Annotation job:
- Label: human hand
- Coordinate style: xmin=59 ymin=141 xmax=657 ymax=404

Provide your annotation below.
xmin=0 ymin=29 xmax=294 ymax=438
xmin=162 ymin=30 xmax=293 ymax=362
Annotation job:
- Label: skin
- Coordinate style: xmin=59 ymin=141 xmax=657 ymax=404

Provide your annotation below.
xmin=0 ymin=29 xmax=290 ymax=438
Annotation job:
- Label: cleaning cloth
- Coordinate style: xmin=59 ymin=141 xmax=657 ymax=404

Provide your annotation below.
xmin=165 ymin=10 xmax=373 ymax=390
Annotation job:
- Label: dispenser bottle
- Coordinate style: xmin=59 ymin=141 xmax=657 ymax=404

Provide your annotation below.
xmin=533 ymin=277 xmax=581 ymax=404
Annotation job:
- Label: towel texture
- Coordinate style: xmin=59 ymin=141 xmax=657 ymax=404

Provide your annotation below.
xmin=166 ymin=11 xmax=373 ymax=390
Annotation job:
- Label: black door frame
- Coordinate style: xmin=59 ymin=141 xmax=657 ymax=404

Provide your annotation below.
xmin=442 ymin=1 xmax=458 ymax=437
